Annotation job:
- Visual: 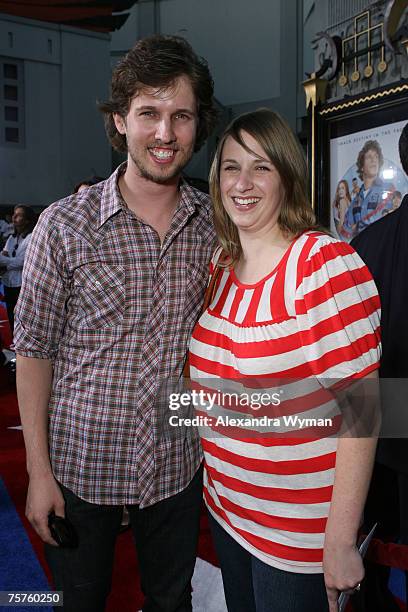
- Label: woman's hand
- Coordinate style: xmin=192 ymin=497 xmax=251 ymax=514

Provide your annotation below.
xmin=323 ymin=541 xmax=364 ymax=612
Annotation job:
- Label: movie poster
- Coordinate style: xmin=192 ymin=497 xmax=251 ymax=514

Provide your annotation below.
xmin=330 ymin=120 xmax=408 ymax=242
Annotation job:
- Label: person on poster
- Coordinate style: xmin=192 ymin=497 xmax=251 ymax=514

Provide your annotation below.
xmin=13 ymin=35 xmax=217 ymax=611
xmin=332 ymin=179 xmax=351 ymax=235
xmin=351 ymin=177 xmax=360 ymax=198
xmin=341 ymin=140 xmax=394 ymax=240
xmin=391 ymin=190 xmax=402 ymax=211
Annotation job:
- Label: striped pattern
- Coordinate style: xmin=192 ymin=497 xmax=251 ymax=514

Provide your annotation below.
xmin=189 ymin=231 xmax=381 ymax=572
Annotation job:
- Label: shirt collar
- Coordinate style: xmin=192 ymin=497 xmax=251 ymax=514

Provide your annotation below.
xmin=98 ymin=162 xmax=127 ymax=229
xmin=98 ymin=163 xmax=202 ymax=228
xmin=178 ymin=178 xmax=202 ymax=216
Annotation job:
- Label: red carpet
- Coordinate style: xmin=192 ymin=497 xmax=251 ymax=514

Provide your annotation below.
xmin=0 ymin=374 xmax=218 ymax=611
xmin=0 ymin=302 xmax=12 ymax=349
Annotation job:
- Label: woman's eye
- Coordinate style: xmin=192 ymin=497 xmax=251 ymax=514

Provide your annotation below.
xmin=222 ymin=166 xmax=239 ymax=172
xmin=255 ymin=166 xmax=270 ymax=172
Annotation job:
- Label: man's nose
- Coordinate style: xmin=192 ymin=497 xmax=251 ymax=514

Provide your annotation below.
xmin=155 ymin=117 xmax=176 ymax=143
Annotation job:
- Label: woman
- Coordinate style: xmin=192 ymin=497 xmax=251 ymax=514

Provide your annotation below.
xmin=189 ymin=109 xmax=381 ymax=611
xmin=332 ymin=180 xmax=351 ymax=236
xmin=0 ymin=205 xmax=36 ymax=332
xmin=333 ymin=180 xmax=351 ymax=235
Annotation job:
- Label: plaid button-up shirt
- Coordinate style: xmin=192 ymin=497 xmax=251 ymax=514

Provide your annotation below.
xmin=14 ymin=163 xmax=216 ymax=506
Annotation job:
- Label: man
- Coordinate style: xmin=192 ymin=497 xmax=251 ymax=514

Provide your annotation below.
xmin=391 ymin=190 xmax=402 ymax=211
xmin=14 ymin=35 xmax=217 ymax=611
xmin=341 ymin=140 xmax=394 ymax=240
xmin=351 ymin=176 xmax=360 ymax=198
xmin=351 ymin=125 xmax=408 ymax=611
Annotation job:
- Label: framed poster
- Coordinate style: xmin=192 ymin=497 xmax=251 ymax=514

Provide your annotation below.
xmin=315 ymin=83 xmax=408 ymax=242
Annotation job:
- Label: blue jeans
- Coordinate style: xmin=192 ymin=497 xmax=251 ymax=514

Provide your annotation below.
xmin=209 ymin=514 xmax=329 ymax=612
xmin=45 ymin=466 xmax=203 ymax=612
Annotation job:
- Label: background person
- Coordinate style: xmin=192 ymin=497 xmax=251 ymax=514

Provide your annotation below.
xmin=14 ymin=34 xmax=217 ymax=612
xmin=0 ymin=211 xmax=14 ymax=246
xmin=351 ymin=123 xmax=408 ymax=611
xmin=0 ymin=205 xmax=36 ymax=332
xmin=72 ymin=175 xmax=105 ymax=194
xmin=189 ymin=109 xmax=381 ymax=612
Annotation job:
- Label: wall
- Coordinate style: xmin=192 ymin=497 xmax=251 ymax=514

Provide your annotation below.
xmin=159 ymin=0 xmax=282 ymax=108
xmin=111 ymin=0 xmax=304 ymax=180
xmin=0 ymin=14 xmax=111 ymax=207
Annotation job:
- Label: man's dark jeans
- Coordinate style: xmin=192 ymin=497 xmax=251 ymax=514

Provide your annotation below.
xmin=209 ymin=513 xmax=329 ymax=612
xmin=45 ymin=466 xmax=203 ymax=612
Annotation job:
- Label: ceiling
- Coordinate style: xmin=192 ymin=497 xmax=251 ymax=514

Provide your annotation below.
xmin=0 ymin=0 xmax=139 ymax=32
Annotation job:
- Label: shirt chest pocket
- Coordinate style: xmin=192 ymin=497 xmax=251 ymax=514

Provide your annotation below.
xmin=181 ymin=262 xmax=209 ymax=321
xmin=73 ymin=263 xmax=125 ymax=329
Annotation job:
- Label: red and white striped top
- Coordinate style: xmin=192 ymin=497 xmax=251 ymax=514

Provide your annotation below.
xmin=189 ymin=231 xmax=381 ymax=573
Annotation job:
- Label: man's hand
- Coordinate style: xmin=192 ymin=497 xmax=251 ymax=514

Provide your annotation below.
xmin=323 ymin=542 xmax=364 ymax=612
xmin=26 ymin=472 xmax=65 ymax=546
xmin=17 ymin=355 xmax=57 ymax=544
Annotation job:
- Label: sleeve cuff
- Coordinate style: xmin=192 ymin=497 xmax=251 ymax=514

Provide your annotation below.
xmin=14 ymin=349 xmax=53 ymax=360
xmin=328 ymin=361 xmax=380 ymax=392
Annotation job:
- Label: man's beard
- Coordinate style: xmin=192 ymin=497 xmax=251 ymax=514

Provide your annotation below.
xmin=128 ymin=143 xmax=194 ymax=185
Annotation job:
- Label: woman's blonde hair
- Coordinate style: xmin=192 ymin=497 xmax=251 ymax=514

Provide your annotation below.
xmin=209 ymin=108 xmax=318 ymax=264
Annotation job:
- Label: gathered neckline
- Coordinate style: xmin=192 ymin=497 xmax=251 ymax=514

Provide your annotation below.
xmin=229 ymin=234 xmax=301 ymax=289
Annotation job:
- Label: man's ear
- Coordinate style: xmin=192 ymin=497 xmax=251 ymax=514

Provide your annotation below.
xmin=113 ymin=113 xmax=126 ymax=135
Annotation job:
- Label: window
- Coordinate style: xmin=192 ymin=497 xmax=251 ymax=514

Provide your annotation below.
xmin=5 ymin=127 xmax=19 ymax=142
xmin=4 ymin=84 xmax=18 ymax=101
xmin=3 ymin=64 xmax=17 ymax=79
xmin=1 ymin=58 xmax=25 ymax=147
xmin=5 ymin=106 xmax=18 ymax=121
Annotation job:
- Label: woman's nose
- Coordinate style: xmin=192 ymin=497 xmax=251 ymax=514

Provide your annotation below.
xmin=235 ymin=170 xmax=254 ymax=192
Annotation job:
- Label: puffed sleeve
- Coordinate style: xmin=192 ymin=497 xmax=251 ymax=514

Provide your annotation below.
xmin=295 ymin=237 xmax=381 ymax=386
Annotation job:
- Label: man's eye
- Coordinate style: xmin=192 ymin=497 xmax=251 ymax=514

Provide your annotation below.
xmin=140 ymin=111 xmax=155 ymax=118
xmin=175 ymin=113 xmax=189 ymax=120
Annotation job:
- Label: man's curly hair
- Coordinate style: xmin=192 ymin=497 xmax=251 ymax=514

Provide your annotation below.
xmin=356 ymin=140 xmax=383 ymax=181
xmin=98 ymin=35 xmax=217 ymax=153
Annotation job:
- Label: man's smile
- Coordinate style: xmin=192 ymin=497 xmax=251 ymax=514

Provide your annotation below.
xmin=149 ymin=147 xmax=177 ymax=162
